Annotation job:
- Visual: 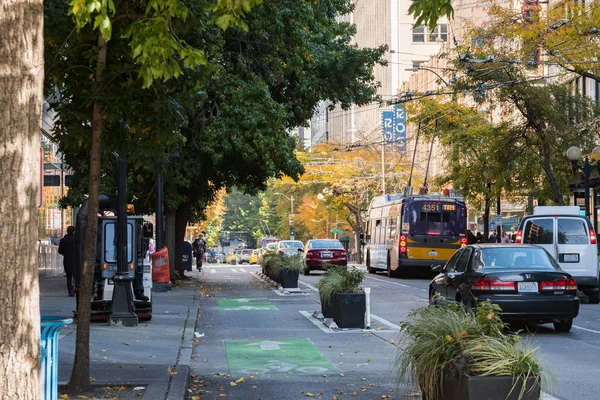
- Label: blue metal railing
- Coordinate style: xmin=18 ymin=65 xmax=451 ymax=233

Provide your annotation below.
xmin=41 ymin=316 xmax=73 ymax=400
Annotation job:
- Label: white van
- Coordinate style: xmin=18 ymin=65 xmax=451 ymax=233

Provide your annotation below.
xmin=515 ymin=206 xmax=599 ymax=303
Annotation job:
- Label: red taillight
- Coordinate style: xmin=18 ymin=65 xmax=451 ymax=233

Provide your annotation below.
xmin=306 ymin=250 xmax=318 ymax=259
xmin=278 ymin=250 xmax=284 ymax=254
xmin=460 ymin=237 xmax=467 ymax=247
xmin=541 ymin=278 xmax=577 ymax=291
xmin=590 ymin=229 xmax=597 ymax=244
xmin=472 ymin=278 xmax=516 ymax=291
xmin=515 ymin=229 xmax=522 ymax=244
xmin=399 ymin=235 xmax=407 ymax=253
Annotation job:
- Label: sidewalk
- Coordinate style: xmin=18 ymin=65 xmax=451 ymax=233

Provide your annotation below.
xmin=40 ymin=272 xmax=201 ymax=399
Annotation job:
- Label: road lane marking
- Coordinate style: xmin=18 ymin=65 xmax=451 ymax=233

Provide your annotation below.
xmin=210 ymin=269 xmax=215 ymax=274
xmin=541 ymin=392 xmax=561 ymax=400
xmin=573 ymin=325 xmax=600 ymax=334
xmin=365 ymin=276 xmax=412 ymax=288
xmin=239 ymin=268 xmax=247 ymax=272
xmin=370 ymin=314 xmax=401 ymax=331
xmin=298 ymin=281 xmax=318 ymax=292
xmin=299 ymin=311 xmax=397 ymax=334
xmin=230 ymin=268 xmax=238 ymax=272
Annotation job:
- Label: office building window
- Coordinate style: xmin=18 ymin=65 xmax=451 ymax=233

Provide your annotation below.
xmin=412 ymin=25 xmax=425 ymax=42
xmin=429 ymin=24 xmax=448 ymax=42
xmin=413 ymin=24 xmax=447 ymax=43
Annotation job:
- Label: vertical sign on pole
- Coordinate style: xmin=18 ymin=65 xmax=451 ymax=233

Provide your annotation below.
xmin=394 ymin=104 xmax=407 ymax=152
xmin=381 ymin=111 xmax=394 ymax=141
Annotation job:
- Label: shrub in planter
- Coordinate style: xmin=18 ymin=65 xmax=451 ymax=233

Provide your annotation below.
xmin=316 ymin=266 xmax=366 ymax=327
xmin=397 ymin=300 xmax=545 ymax=400
xmin=266 ymin=254 xmax=303 ymax=287
xmin=260 ymin=252 xmax=278 ymax=277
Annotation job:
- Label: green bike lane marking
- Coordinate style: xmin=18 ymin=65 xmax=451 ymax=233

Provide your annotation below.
xmin=218 ymin=297 xmax=276 ymax=311
xmin=225 ymin=339 xmax=337 ymax=376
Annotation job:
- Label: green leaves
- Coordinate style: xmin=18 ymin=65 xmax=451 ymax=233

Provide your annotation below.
xmin=407 ymin=0 xmax=453 ymax=30
xmin=210 ymin=0 xmax=263 ymax=31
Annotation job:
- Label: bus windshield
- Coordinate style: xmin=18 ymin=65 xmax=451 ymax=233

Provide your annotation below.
xmin=407 ymin=201 xmax=465 ymax=236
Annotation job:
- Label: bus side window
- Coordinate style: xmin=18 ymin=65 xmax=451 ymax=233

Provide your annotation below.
xmin=374 ymin=219 xmax=381 ymax=243
xmin=389 ymin=217 xmax=397 ymax=241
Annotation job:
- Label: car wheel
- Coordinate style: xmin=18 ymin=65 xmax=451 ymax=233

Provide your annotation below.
xmin=429 ymin=288 xmax=436 ymax=305
xmin=588 ymin=290 xmax=600 ymax=304
xmin=303 ymin=267 xmax=310 ymax=275
xmin=553 ymin=318 xmax=573 ymax=332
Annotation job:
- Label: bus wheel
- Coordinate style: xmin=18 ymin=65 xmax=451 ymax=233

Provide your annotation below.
xmin=366 ymin=252 xmax=376 ymax=274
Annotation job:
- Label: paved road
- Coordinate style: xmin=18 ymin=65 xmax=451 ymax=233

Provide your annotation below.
xmin=189 ymin=263 xmax=600 ymax=400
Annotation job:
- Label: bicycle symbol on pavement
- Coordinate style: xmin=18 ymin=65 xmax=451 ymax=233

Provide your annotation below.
xmin=240 ymin=360 xmax=329 ymax=375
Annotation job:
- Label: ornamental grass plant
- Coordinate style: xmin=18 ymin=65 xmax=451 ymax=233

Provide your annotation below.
xmin=316 ymin=265 xmax=365 ymax=306
xmin=262 ymin=253 xmax=304 ymax=282
xmin=397 ymin=300 xmax=546 ymax=400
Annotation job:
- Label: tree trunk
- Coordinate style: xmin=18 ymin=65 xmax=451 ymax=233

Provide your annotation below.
xmin=67 ymin=32 xmax=107 ymax=395
xmin=345 ymin=203 xmax=364 ymax=264
xmin=165 ymin=208 xmax=177 ymax=279
xmin=0 ymin=2 xmax=44 ymax=397
xmin=175 ymin=201 xmax=191 ymax=278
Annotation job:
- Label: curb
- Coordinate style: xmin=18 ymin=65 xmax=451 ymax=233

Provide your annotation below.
xmin=162 ymin=275 xmax=201 ymax=400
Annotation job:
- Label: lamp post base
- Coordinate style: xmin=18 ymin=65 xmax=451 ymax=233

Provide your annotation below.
xmin=109 ymin=274 xmax=138 ymax=327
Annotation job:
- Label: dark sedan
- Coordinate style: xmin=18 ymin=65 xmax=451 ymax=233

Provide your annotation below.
xmin=302 ymin=239 xmax=347 ymax=275
xmin=429 ymin=244 xmax=580 ymax=332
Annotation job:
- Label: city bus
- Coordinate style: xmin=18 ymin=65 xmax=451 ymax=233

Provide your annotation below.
xmin=364 ymin=193 xmax=467 ymax=277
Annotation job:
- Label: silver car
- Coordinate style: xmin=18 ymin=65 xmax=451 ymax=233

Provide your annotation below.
xmin=276 ymin=240 xmax=304 ymax=256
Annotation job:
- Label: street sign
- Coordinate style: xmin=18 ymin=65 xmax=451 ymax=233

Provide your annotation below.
xmin=226 ymin=338 xmax=337 ymax=376
xmin=381 ymin=111 xmax=393 ymax=142
xmin=381 ymin=106 xmax=407 ymax=152
xmin=495 ymin=215 xmax=502 ymax=226
xmin=394 ymin=104 xmax=407 ymax=152
xmin=331 ymin=228 xmax=343 ymax=234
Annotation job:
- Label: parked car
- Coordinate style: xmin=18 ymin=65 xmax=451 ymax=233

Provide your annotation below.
xmin=429 ymin=244 xmax=580 ymax=332
xmin=258 ymin=242 xmax=278 ymax=265
xmin=302 ymin=239 xmax=347 ymax=275
xmin=515 ymin=205 xmax=600 ymax=303
xmin=236 ymin=248 xmax=253 ymax=264
xmin=249 ymin=249 xmax=260 ymax=264
xmin=276 ymin=240 xmax=304 ymax=256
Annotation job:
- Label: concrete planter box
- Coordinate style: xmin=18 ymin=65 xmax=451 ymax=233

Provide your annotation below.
xmin=280 ymin=269 xmax=299 ymax=288
xmin=333 ymin=292 xmax=365 ymax=329
xmin=427 ymin=369 xmax=541 ymax=400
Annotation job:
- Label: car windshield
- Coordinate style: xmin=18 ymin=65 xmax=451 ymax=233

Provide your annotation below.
xmin=266 ymin=243 xmax=277 ymax=249
xmin=242 ymin=250 xmax=252 ymax=255
xmin=310 ymin=240 xmax=343 ymax=249
xmin=281 ymin=241 xmax=303 ymax=248
xmin=478 ymin=247 xmax=556 ymax=270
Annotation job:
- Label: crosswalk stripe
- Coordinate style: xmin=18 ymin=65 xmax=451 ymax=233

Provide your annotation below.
xmin=210 ymin=269 xmax=215 ymax=273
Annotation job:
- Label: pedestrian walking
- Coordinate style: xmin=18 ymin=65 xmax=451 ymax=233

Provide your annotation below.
xmin=501 ymin=231 xmax=511 ymax=243
xmin=488 ymin=232 xmax=498 ymax=243
xmin=58 ymin=226 xmax=75 ymax=297
xmin=192 ymin=233 xmax=206 ymax=270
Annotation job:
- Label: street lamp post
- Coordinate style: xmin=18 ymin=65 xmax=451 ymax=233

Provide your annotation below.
xmin=566 ymin=146 xmax=600 ymax=220
xmin=405 ymin=66 xmax=451 ymax=86
xmin=274 ymin=193 xmax=295 ymax=239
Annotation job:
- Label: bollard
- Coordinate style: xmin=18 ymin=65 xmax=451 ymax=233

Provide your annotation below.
xmin=364 ymin=287 xmax=371 ymax=329
xmin=41 ymin=316 xmax=73 ymax=400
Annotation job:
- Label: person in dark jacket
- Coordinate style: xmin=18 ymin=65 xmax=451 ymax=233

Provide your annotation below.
xmin=58 ymin=226 xmax=75 ymax=296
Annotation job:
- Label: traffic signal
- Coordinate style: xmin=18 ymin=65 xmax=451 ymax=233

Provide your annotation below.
xmin=290 ymin=227 xmax=295 ymax=237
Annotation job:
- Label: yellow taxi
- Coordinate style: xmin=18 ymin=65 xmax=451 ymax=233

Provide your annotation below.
xmin=249 ymin=249 xmax=260 ymax=264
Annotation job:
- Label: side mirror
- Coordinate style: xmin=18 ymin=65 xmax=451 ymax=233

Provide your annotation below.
xmin=431 ymin=264 xmax=443 ymax=273
xmin=143 ymin=222 xmax=154 ymax=238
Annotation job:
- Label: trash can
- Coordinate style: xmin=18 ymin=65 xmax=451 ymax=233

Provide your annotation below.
xmin=41 ymin=316 xmax=73 ymax=400
xmin=182 ymin=241 xmax=193 ymax=271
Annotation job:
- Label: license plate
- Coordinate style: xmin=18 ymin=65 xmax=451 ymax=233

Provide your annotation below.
xmin=518 ymin=282 xmax=538 ymax=293
xmin=563 ymin=254 xmax=579 ymax=263
xmin=429 ymin=251 xmax=438 ymax=257
xmin=321 ymin=252 xmax=332 ymax=258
